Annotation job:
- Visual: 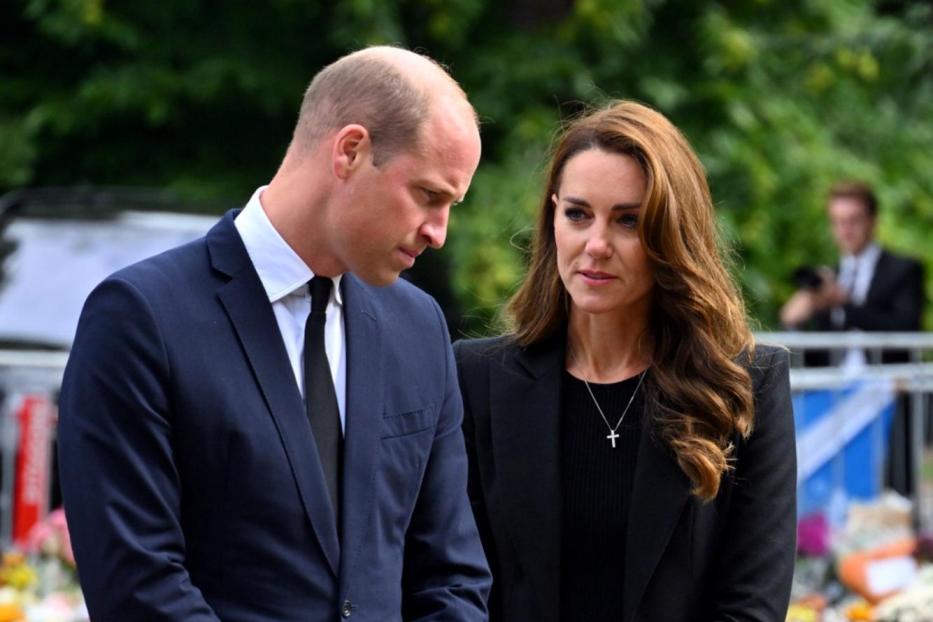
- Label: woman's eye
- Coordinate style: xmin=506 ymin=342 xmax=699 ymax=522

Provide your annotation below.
xmin=564 ymin=207 xmax=588 ymax=222
xmin=618 ymin=214 xmax=638 ymax=228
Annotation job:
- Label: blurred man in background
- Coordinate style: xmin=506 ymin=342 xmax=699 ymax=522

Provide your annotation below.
xmin=780 ymin=180 xmax=924 ymax=358
xmin=57 ymin=46 xmax=490 ymax=621
xmin=780 ymin=180 xmax=926 ymax=495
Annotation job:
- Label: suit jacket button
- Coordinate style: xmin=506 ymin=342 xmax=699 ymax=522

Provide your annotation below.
xmin=341 ymin=600 xmax=353 ymax=618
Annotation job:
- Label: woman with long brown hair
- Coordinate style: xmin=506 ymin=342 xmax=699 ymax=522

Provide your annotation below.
xmin=454 ymin=100 xmax=796 ymax=621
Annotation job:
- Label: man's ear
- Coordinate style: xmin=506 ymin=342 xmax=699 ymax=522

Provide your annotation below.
xmin=332 ymin=124 xmax=371 ymax=180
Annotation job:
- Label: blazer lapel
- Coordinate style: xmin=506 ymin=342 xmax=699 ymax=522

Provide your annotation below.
xmin=337 ymin=274 xmax=384 ymax=584
xmin=491 ymin=338 xmax=564 ymax=619
xmin=863 ymin=249 xmax=890 ymax=305
xmin=208 ymin=213 xmax=341 ymax=577
xmin=622 ymin=427 xmax=691 ymax=622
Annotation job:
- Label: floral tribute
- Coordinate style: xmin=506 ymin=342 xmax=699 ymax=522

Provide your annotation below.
xmin=0 ymin=508 xmax=87 ymax=622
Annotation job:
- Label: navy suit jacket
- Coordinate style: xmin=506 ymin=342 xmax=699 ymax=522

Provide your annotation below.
xmin=58 ymin=211 xmax=491 ymax=621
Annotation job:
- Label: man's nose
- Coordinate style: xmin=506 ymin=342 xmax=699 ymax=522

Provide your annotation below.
xmin=420 ymin=207 xmax=449 ymax=249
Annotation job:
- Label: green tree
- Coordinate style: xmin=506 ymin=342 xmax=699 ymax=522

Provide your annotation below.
xmin=3 ymin=0 xmax=931 ymax=333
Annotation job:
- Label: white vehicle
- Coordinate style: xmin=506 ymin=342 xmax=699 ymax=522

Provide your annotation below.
xmin=0 ymin=187 xmax=218 ymax=549
xmin=0 ymin=188 xmax=218 ymax=350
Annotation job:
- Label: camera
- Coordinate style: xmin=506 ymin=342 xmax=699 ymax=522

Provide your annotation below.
xmin=792 ymin=265 xmax=826 ymax=290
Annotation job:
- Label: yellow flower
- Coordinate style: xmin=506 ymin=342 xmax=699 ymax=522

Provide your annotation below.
xmin=0 ymin=554 xmax=23 ymax=569
xmin=845 ymin=601 xmax=873 ymax=621
xmin=0 ymin=602 xmax=23 ymax=622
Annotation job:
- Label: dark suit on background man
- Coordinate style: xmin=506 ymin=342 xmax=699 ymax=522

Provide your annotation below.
xmin=57 ymin=47 xmax=489 ymax=621
xmin=808 ymin=248 xmax=924 ymax=366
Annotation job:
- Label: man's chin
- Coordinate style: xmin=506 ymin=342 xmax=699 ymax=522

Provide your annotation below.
xmin=354 ymin=269 xmax=402 ymax=288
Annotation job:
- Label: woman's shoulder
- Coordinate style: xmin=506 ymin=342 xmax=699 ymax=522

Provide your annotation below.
xmin=453 ymin=334 xmax=520 ymax=368
xmin=744 ymin=343 xmax=790 ymax=371
xmin=742 ymin=343 xmax=792 ymax=399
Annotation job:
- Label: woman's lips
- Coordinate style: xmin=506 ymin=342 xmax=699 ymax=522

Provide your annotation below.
xmin=578 ymin=269 xmax=616 ymax=285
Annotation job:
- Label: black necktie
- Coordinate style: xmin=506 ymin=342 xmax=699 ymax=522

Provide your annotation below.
xmin=304 ymin=276 xmax=342 ymax=526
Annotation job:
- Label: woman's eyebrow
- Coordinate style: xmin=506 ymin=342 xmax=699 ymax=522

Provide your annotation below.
xmin=560 ymin=195 xmax=640 ymax=211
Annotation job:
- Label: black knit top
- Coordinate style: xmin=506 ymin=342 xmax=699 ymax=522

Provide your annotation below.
xmin=559 ymin=371 xmax=645 ymax=621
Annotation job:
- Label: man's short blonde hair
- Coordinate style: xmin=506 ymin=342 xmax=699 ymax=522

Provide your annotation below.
xmin=293 ymin=48 xmax=448 ymax=165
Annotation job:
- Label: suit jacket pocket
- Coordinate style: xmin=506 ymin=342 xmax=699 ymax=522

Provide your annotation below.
xmin=381 ymin=405 xmax=435 ymax=439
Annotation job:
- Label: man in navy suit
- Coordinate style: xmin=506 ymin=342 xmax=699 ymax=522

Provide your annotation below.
xmin=57 ymin=46 xmax=490 ymax=621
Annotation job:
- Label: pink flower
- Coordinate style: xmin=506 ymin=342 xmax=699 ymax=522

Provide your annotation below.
xmin=47 ymin=508 xmax=67 ymax=532
xmin=23 ymin=521 xmax=53 ymax=555
xmin=22 ymin=507 xmax=75 ymax=566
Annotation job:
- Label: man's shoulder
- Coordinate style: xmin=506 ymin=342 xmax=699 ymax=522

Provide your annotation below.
xmin=346 ymin=275 xmax=452 ymax=343
xmin=878 ymin=246 xmax=924 ymax=272
xmin=353 ymin=274 xmax=436 ymax=313
xmin=108 ymin=235 xmax=211 ymax=294
xmin=108 ymin=211 xmax=237 ymax=294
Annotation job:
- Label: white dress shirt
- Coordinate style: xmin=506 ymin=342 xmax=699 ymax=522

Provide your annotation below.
xmin=838 ymin=242 xmax=881 ymax=306
xmin=234 ymin=186 xmax=347 ymax=432
xmin=832 ymin=242 xmax=882 ymax=370
xmin=832 ymin=242 xmax=882 ymax=326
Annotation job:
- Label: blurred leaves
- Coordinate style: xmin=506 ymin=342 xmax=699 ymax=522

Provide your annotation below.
xmin=2 ymin=0 xmax=932 ymax=332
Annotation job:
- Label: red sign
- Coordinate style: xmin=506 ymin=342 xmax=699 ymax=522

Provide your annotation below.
xmin=13 ymin=394 xmax=55 ymax=547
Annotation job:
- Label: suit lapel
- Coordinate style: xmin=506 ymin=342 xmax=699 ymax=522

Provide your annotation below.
xmin=337 ymin=274 xmax=384 ymax=584
xmin=622 ymin=426 xmax=691 ymax=622
xmin=491 ymin=339 xmax=564 ymax=619
xmin=208 ymin=213 xmax=340 ymax=577
xmin=863 ymin=249 xmax=890 ymax=305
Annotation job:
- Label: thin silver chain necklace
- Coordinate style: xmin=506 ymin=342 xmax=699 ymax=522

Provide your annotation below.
xmin=579 ymin=369 xmax=647 ymax=449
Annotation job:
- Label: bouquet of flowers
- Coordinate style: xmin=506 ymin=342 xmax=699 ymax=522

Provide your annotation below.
xmin=0 ymin=508 xmax=87 ymax=622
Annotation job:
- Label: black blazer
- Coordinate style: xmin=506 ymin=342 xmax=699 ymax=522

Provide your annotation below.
xmin=454 ymin=336 xmax=796 ymax=622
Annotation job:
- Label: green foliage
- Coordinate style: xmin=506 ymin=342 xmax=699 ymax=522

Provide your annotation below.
xmin=3 ymin=0 xmax=932 ymax=332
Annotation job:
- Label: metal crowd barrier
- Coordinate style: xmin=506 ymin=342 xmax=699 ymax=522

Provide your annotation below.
xmin=0 ymin=335 xmax=931 ymax=546
xmin=757 ymin=332 xmax=933 ymax=527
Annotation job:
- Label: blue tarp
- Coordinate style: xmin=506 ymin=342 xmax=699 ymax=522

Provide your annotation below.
xmin=794 ymin=380 xmax=896 ymax=522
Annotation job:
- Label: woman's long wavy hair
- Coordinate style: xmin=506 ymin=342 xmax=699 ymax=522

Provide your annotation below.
xmin=506 ymin=100 xmax=755 ymax=500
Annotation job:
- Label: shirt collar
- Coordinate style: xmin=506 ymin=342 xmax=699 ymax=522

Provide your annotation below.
xmin=234 ymin=186 xmax=343 ymax=305
xmin=842 ymin=241 xmax=881 ymax=268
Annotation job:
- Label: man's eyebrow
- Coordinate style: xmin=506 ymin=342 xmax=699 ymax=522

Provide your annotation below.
xmin=560 ymin=195 xmax=641 ymax=210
